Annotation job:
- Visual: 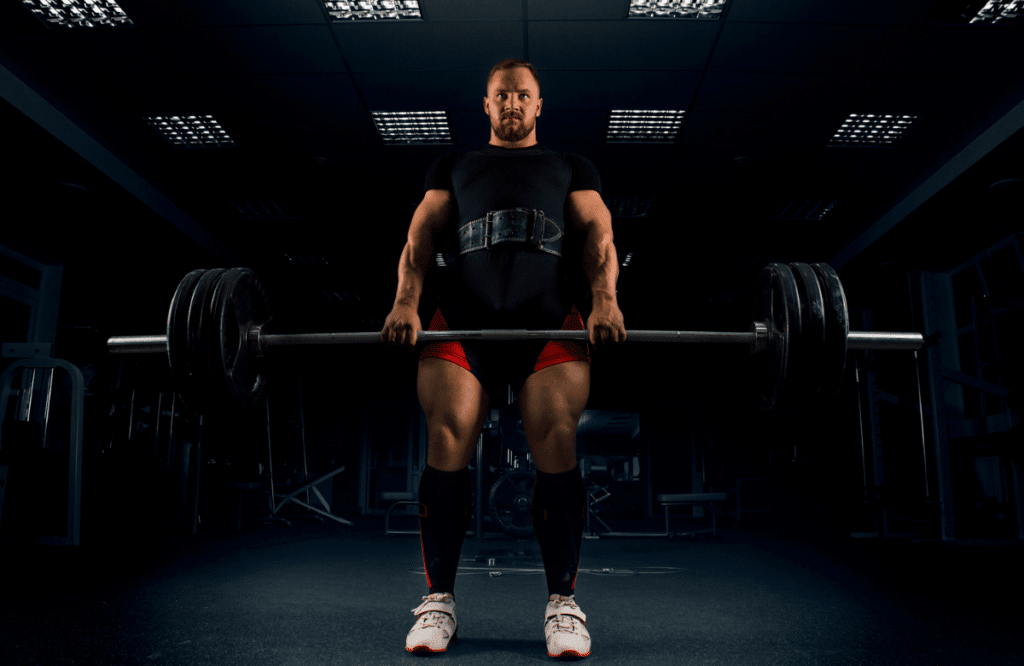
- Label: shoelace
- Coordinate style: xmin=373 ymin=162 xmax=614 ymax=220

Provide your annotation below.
xmin=412 ymin=595 xmax=455 ymax=630
xmin=547 ymin=598 xmax=584 ymax=633
xmin=550 ymin=614 xmax=582 ymax=633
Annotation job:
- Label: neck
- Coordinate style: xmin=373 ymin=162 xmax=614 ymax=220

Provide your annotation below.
xmin=489 ymin=135 xmax=538 ymax=149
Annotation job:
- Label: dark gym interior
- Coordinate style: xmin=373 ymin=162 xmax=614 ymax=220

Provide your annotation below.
xmin=1 ymin=1 xmax=1022 ymax=664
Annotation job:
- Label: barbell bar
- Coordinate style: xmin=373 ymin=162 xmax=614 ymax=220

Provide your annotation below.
xmin=103 ymin=263 xmax=926 ymax=415
xmin=106 ymin=327 xmax=923 ymax=355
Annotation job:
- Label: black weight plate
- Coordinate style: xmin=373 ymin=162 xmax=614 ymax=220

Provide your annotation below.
xmin=184 ymin=268 xmax=229 ymax=413
xmin=166 ymin=269 xmax=207 ymax=391
xmin=753 ymin=263 xmax=801 ymax=413
xmin=811 ymin=263 xmax=849 ymax=403
xmin=488 ymin=470 xmax=535 ymax=538
xmin=212 ymin=267 xmax=271 ymax=411
xmin=788 ymin=263 xmax=827 ymax=410
xmin=203 ymin=268 xmax=246 ymax=410
xmin=499 ymin=402 xmax=529 ymax=455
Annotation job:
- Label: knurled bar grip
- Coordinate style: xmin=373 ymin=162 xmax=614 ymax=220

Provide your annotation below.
xmin=105 ymin=325 xmax=924 ymax=354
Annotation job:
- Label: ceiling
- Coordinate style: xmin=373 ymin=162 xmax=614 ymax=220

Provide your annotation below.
xmin=1 ymin=0 xmax=1022 ymax=406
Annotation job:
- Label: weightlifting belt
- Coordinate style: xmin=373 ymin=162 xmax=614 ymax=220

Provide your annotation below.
xmin=457 ymin=208 xmax=564 ymax=257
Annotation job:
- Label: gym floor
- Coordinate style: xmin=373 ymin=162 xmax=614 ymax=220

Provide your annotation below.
xmin=1 ymin=518 xmax=1021 ymax=666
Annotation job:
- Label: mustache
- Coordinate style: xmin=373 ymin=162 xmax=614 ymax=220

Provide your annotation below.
xmin=501 ymin=112 xmax=523 ymax=120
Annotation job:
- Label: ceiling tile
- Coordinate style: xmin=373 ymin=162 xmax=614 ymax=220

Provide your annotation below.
xmin=0 ymin=31 xmax=175 ymax=80
xmin=726 ymin=0 xmax=936 ymax=25
xmin=527 ymin=0 xmax=630 ymax=20
xmin=355 ymin=70 xmax=491 ymax=110
xmin=887 ymin=25 xmax=1024 ymax=78
xmin=335 ymin=22 xmax=523 ymax=72
xmin=146 ymin=26 xmax=344 ymax=76
xmin=858 ymin=76 xmax=1024 ymax=118
xmin=694 ymin=72 xmax=873 ymax=113
xmin=117 ymin=0 xmax=326 ymax=27
xmin=422 ymin=0 xmax=523 ymax=21
xmin=189 ymin=74 xmax=365 ymax=115
xmin=534 ymin=110 xmax=611 ymax=143
xmin=711 ymin=23 xmax=912 ymax=74
xmin=45 ymin=76 xmax=202 ymax=118
xmin=446 ymin=110 xmax=492 ymax=145
xmin=529 ymin=20 xmax=719 ymax=70
xmin=680 ymin=111 xmax=843 ymax=147
xmin=218 ymin=113 xmax=382 ymax=153
xmin=537 ymin=70 xmax=701 ymax=110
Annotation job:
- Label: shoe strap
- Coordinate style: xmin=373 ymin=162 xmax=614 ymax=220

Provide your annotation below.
xmin=413 ymin=598 xmax=457 ymax=617
xmin=546 ymin=603 xmax=586 ymax=624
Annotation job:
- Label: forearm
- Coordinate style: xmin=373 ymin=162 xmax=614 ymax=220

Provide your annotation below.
xmin=583 ymin=226 xmax=619 ymax=306
xmin=393 ymin=237 xmax=434 ymax=308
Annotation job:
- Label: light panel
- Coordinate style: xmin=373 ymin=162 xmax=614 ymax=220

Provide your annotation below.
xmin=829 ymin=114 xmax=919 ymax=147
xmin=230 ymin=199 xmax=297 ymax=220
xmin=325 ymin=0 xmax=422 ymax=21
xmin=606 ymin=197 xmax=655 ymax=217
xmin=773 ymin=200 xmax=837 ymax=221
xmin=606 ymin=111 xmax=684 ymax=143
xmin=20 ymin=0 xmax=132 ymax=28
xmin=628 ymin=0 xmax=726 ymax=19
xmin=372 ymin=111 xmax=452 ymax=145
xmin=970 ymin=0 xmax=1023 ymax=24
xmin=145 ymin=116 xmax=236 ymax=149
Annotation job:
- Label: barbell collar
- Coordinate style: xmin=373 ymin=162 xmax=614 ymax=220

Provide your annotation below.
xmin=106 ymin=326 xmax=923 ymax=354
xmin=846 ymin=331 xmax=924 ymax=351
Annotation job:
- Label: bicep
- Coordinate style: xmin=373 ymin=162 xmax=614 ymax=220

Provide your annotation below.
xmin=410 ymin=189 xmax=453 ymax=241
xmin=567 ymin=189 xmax=612 ymax=238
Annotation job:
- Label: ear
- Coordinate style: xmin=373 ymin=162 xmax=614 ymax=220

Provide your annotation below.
xmin=483 ymin=96 xmax=490 ymax=115
xmin=536 ymin=97 xmax=543 ymax=117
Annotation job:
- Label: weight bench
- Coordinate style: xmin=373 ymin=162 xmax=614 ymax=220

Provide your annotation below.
xmin=657 ymin=492 xmax=728 ymax=539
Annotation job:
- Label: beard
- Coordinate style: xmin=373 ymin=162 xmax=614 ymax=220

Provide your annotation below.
xmin=492 ymin=113 xmax=533 ymax=142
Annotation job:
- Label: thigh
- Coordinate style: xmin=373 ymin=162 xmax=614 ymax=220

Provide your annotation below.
xmin=417 ymin=357 xmax=491 ymax=471
xmin=518 ymin=361 xmax=590 ymax=473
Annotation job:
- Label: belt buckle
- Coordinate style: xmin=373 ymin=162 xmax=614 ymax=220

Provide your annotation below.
xmin=484 ymin=211 xmax=494 ymax=249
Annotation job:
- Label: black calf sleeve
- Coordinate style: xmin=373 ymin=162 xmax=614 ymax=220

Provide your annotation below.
xmin=531 ymin=466 xmax=585 ymax=597
xmin=418 ymin=465 xmax=472 ymax=595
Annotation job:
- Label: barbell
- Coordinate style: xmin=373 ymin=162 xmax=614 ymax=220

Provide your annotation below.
xmin=105 ymin=263 xmax=924 ymax=414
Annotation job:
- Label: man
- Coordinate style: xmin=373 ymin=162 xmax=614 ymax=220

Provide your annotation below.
xmin=381 ymin=58 xmax=626 ymax=659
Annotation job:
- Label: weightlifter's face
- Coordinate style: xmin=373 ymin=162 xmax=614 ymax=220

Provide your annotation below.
xmin=484 ymin=67 xmax=542 ymax=147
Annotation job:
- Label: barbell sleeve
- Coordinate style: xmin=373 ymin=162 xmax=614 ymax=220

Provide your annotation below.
xmin=105 ymin=326 xmax=923 ymax=354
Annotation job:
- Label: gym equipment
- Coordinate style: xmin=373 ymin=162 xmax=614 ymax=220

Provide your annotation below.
xmin=105 ymin=263 xmax=924 ymax=414
xmin=488 ymin=470 xmax=535 ymax=538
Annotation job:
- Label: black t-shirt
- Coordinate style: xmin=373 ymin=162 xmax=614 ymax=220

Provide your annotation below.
xmin=424 ymin=144 xmax=602 ymax=331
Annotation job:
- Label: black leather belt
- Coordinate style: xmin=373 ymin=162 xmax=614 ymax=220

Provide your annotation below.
xmin=457 ymin=208 xmax=564 ymax=257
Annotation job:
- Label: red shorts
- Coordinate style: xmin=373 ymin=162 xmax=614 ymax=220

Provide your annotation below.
xmin=419 ymin=305 xmax=591 ymax=373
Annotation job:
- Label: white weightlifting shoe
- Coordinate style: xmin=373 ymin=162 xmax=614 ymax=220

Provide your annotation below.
xmin=406 ymin=592 xmax=458 ymax=653
xmin=544 ymin=594 xmax=591 ymax=659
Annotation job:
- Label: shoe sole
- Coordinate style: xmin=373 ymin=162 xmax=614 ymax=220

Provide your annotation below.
xmin=548 ymin=648 xmax=590 ymax=659
xmin=406 ymin=630 xmax=457 ymax=654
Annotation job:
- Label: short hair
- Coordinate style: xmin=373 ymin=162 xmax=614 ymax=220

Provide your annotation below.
xmin=486 ymin=59 xmax=540 ymax=92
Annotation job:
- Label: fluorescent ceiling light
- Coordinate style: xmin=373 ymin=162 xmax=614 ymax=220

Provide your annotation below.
xmin=373 ymin=111 xmax=451 ymax=145
xmin=20 ymin=0 xmax=132 ymax=28
xmin=325 ymin=0 xmax=422 ymax=21
xmin=145 ymin=116 xmax=236 ymax=148
xmin=628 ymin=0 xmax=726 ymax=19
xmin=829 ymin=114 xmax=919 ymax=147
xmin=970 ymin=0 xmax=1023 ymax=24
xmin=773 ymin=200 xmax=837 ymax=221
xmin=607 ymin=111 xmax=684 ymax=143
xmin=606 ymin=197 xmax=655 ymax=217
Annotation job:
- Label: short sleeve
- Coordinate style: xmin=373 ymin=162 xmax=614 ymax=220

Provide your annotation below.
xmin=566 ymin=153 xmax=602 ymax=195
xmin=424 ymin=152 xmax=459 ymax=193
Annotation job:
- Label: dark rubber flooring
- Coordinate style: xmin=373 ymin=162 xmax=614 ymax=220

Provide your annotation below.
xmin=2 ymin=518 xmax=1021 ymax=665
